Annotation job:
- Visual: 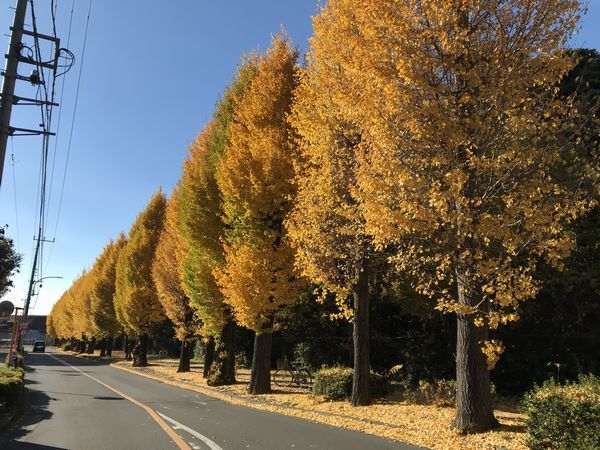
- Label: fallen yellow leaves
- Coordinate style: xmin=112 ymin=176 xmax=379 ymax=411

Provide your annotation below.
xmin=112 ymin=358 xmax=527 ymax=450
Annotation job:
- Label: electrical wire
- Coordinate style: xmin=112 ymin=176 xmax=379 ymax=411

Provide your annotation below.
xmin=29 ymin=0 xmax=50 ymax=266
xmin=45 ymin=0 xmax=92 ymax=269
xmin=23 ymin=0 xmax=60 ymax=311
xmin=9 ymin=138 xmax=21 ymax=252
xmin=44 ymin=0 xmax=75 ymax=269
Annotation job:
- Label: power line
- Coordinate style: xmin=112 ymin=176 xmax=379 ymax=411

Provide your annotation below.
xmin=20 ymin=0 xmax=64 ymax=320
xmin=9 ymin=138 xmax=20 ymax=252
xmin=29 ymin=0 xmax=52 ymax=284
xmin=44 ymin=0 xmax=75 ymax=258
xmin=45 ymin=0 xmax=92 ymax=268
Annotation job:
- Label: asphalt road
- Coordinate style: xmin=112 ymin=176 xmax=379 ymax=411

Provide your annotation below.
xmin=0 ymin=349 xmax=421 ymax=450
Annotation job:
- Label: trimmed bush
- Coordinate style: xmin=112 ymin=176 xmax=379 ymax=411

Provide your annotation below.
xmin=0 ymin=366 xmax=25 ymax=409
xmin=312 ymin=366 xmax=389 ymax=401
xmin=14 ymin=354 xmax=24 ymax=369
xmin=3 ymin=353 xmax=24 ymax=369
xmin=61 ymin=341 xmax=73 ymax=351
xmin=523 ymin=374 xmax=600 ymax=450
xmin=313 ymin=367 xmax=352 ymax=400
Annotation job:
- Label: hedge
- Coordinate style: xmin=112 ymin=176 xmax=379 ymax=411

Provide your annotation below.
xmin=523 ymin=374 xmax=600 ymax=450
xmin=312 ymin=366 xmax=389 ymax=401
xmin=0 ymin=366 xmax=25 ymax=409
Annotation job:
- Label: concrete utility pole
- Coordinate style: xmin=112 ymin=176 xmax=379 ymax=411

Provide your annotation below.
xmin=0 ymin=0 xmax=28 ymax=188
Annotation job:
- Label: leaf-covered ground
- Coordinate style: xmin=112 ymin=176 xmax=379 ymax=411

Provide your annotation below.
xmin=108 ymin=357 xmax=526 ymax=450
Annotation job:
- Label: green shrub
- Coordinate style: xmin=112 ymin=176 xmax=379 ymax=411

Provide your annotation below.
xmin=3 ymin=353 xmax=24 ymax=369
xmin=313 ymin=367 xmax=353 ymax=400
xmin=235 ymin=352 xmax=250 ymax=370
xmin=293 ymin=342 xmax=313 ymax=369
xmin=0 ymin=366 xmax=25 ymax=408
xmin=14 ymin=354 xmax=25 ymax=369
xmin=312 ymin=366 xmax=389 ymax=401
xmin=61 ymin=341 xmax=73 ymax=351
xmin=523 ymin=374 xmax=600 ymax=450
xmin=192 ymin=340 xmax=205 ymax=362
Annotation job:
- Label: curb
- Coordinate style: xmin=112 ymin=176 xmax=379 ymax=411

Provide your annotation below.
xmin=109 ymin=362 xmax=407 ymax=431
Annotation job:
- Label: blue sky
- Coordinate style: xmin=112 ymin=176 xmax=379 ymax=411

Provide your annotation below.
xmin=0 ymin=0 xmax=599 ymax=315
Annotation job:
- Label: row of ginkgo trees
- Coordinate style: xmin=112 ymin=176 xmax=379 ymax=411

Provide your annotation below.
xmin=48 ymin=0 xmax=599 ymax=434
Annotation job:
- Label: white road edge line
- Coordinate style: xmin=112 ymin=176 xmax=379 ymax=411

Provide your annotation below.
xmin=156 ymin=411 xmax=223 ymax=450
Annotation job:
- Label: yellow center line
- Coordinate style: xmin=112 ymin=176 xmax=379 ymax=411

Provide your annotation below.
xmin=47 ymin=352 xmax=191 ymax=450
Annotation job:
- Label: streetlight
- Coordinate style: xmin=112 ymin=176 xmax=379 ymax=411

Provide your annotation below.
xmin=32 ymin=276 xmax=63 ymax=295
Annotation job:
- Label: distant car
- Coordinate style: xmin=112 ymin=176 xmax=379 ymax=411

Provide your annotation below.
xmin=32 ymin=341 xmax=46 ymax=352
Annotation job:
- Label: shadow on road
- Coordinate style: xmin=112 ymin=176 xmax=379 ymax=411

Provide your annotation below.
xmin=0 ymin=387 xmax=55 ymax=447
xmin=0 ymin=442 xmax=66 ymax=449
xmin=0 ymin=353 xmax=125 ymax=449
xmin=0 ymin=363 xmax=55 ymax=448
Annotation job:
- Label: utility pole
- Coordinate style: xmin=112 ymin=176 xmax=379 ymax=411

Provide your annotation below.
xmin=15 ymin=238 xmax=39 ymax=352
xmin=23 ymin=237 xmax=40 ymax=320
xmin=0 ymin=0 xmax=28 ymax=188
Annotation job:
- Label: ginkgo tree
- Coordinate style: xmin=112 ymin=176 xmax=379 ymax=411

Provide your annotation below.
xmin=288 ymin=65 xmax=389 ymax=405
xmin=89 ymin=234 xmax=126 ymax=356
xmin=153 ymin=186 xmax=198 ymax=373
xmin=48 ymin=281 xmax=76 ymax=344
xmin=113 ymin=234 xmax=135 ymax=360
xmin=69 ymin=270 xmax=95 ymax=353
xmin=217 ymin=35 xmax=302 ymax=394
xmin=115 ymin=190 xmax=167 ymax=367
xmin=179 ymin=59 xmax=257 ymax=384
xmin=305 ymin=0 xmax=596 ymax=433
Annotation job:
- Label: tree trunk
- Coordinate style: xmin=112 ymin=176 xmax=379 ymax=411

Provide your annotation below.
xmin=203 ymin=336 xmax=215 ymax=379
xmin=207 ymin=317 xmax=236 ymax=386
xmin=352 ymin=262 xmax=372 ymax=406
xmin=451 ymin=268 xmax=499 ymax=433
xmin=87 ymin=337 xmax=96 ymax=354
xmin=177 ymin=339 xmax=192 ymax=373
xmin=99 ymin=338 xmax=106 ymax=357
xmin=79 ymin=337 xmax=87 ymax=353
xmin=132 ymin=334 xmax=148 ymax=367
xmin=106 ymin=336 xmax=113 ymax=357
xmin=248 ymin=326 xmax=273 ymax=395
xmin=124 ymin=335 xmax=132 ymax=361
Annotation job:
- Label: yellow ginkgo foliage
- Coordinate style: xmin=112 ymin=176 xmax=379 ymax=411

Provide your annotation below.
xmin=287 ymin=61 xmax=387 ymax=406
xmin=153 ymin=186 xmax=197 ymax=372
xmin=217 ymin=34 xmax=302 ymax=394
xmin=179 ymin=58 xmax=257 ymax=385
xmin=48 ymin=282 xmax=75 ymax=341
xmin=115 ymin=190 xmax=167 ymax=367
xmin=69 ymin=270 xmax=95 ymax=349
xmin=89 ymin=234 xmax=126 ymax=355
xmin=305 ymin=0 xmax=596 ymax=434
xmin=219 ymin=232 xmax=298 ymax=332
